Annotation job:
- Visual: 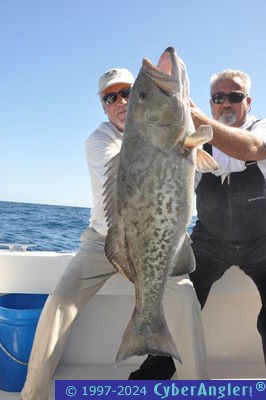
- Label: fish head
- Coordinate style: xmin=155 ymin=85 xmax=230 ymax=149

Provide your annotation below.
xmin=125 ymin=47 xmax=191 ymax=151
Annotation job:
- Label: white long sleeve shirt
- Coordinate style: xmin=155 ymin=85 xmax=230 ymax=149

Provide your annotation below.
xmin=85 ymin=121 xmax=123 ymax=236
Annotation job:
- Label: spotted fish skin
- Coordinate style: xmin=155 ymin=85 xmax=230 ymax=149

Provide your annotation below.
xmin=104 ymin=47 xmax=216 ymax=365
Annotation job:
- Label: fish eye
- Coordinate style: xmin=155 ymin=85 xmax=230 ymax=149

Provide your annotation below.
xmin=139 ymin=91 xmax=147 ymax=101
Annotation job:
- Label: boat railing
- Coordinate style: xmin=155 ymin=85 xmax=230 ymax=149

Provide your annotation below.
xmin=0 ymin=243 xmax=37 ymax=252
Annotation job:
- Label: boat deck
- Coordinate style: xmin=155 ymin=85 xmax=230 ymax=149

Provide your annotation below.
xmin=1 ymin=363 xmax=265 ymax=399
xmin=0 ymin=252 xmax=265 ymax=398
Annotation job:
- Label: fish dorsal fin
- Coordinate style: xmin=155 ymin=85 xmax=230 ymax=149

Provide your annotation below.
xmin=183 ymin=124 xmax=213 ymax=149
xmin=103 ymin=154 xmax=134 ymax=282
xmin=196 ymin=148 xmax=218 ymax=172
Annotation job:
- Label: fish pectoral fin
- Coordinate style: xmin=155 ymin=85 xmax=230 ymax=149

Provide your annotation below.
xmin=169 ymin=233 xmax=196 ymax=277
xmin=196 ymin=148 xmax=218 ymax=172
xmin=183 ymin=124 xmax=213 ymax=149
xmin=183 ymin=125 xmax=218 ymax=171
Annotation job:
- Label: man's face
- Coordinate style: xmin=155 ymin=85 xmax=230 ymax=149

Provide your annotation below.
xmin=100 ymin=83 xmax=132 ymax=132
xmin=210 ymin=78 xmax=251 ymax=127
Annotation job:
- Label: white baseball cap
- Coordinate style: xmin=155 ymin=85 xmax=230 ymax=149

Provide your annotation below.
xmin=98 ymin=68 xmax=134 ymax=94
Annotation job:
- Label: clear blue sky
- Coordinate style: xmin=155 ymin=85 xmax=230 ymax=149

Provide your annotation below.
xmin=1 ymin=0 xmax=266 ymax=207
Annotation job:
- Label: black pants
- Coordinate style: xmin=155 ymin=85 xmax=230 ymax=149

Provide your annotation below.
xmin=190 ymin=227 xmax=266 ymax=362
xmin=129 ymin=228 xmax=266 ymax=379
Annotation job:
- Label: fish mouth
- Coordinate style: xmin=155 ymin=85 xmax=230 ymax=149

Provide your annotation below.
xmin=142 ymin=47 xmax=182 ymax=95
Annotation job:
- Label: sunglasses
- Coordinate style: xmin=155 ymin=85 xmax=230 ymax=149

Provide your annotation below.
xmin=211 ymin=91 xmax=247 ymax=104
xmin=102 ymin=88 xmax=131 ymax=105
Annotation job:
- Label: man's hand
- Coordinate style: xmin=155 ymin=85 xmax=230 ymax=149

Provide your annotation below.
xmin=189 ymin=100 xmax=266 ymax=160
xmin=190 ymin=100 xmax=212 ymax=130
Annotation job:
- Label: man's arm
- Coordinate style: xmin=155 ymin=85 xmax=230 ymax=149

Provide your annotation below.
xmin=190 ymin=102 xmax=266 ymax=161
xmin=85 ymin=133 xmax=120 ymax=187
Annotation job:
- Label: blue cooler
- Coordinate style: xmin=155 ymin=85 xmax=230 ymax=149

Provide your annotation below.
xmin=0 ymin=293 xmax=48 ymax=392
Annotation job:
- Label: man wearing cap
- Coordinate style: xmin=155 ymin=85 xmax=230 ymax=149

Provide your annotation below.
xmin=20 ymin=68 xmax=209 ymax=400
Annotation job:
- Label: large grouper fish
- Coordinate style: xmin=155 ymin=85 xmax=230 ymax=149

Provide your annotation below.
xmin=103 ymin=47 xmax=217 ymax=364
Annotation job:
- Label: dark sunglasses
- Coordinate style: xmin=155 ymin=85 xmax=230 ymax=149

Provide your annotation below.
xmin=211 ymin=91 xmax=247 ymax=104
xmin=102 ymin=88 xmax=131 ymax=105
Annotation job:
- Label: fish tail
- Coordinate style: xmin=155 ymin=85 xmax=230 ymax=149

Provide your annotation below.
xmin=115 ymin=310 xmax=182 ymax=365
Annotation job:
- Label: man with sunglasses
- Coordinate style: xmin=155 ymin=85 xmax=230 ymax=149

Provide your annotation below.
xmin=20 ymin=67 xmax=209 ymax=400
xmin=190 ymin=70 xmax=266 ymax=355
xmin=133 ymin=68 xmax=266 ymax=379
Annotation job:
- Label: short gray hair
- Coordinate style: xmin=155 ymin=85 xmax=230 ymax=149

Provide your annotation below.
xmin=210 ymin=69 xmax=251 ymax=95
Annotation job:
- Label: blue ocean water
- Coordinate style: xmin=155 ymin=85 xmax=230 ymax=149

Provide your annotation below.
xmin=0 ymin=201 xmax=90 ymax=252
xmin=0 ymin=201 xmax=197 ymax=252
